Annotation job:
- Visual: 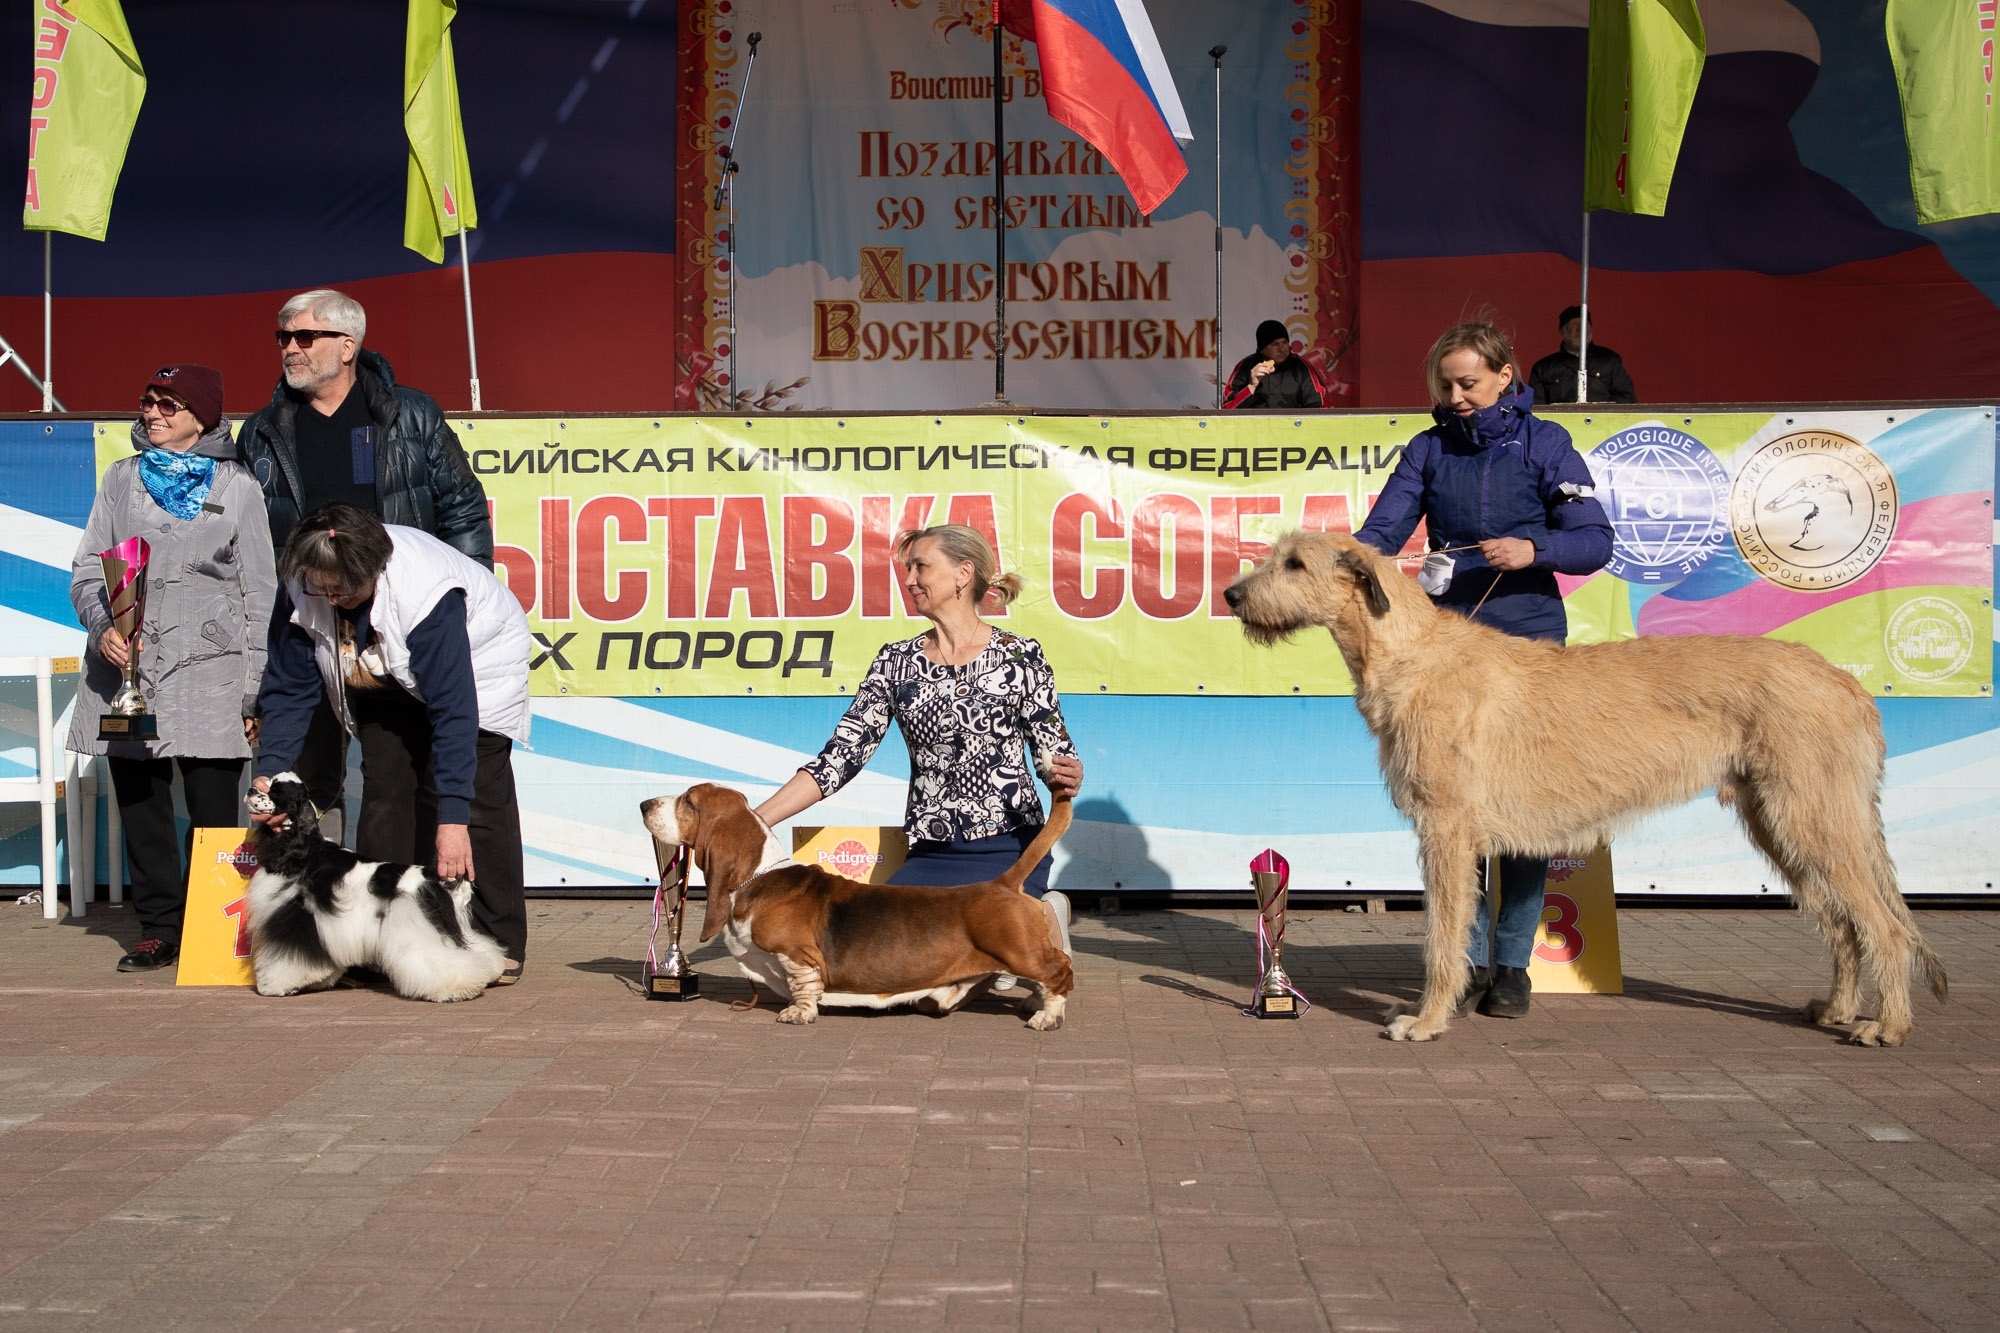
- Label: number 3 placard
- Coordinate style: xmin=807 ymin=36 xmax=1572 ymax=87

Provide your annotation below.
xmin=176 ymin=828 xmax=258 ymax=987
xmin=1525 ymin=844 xmax=1623 ymax=995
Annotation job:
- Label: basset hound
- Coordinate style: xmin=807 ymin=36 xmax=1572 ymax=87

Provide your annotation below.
xmin=640 ymin=783 xmax=1074 ymax=1029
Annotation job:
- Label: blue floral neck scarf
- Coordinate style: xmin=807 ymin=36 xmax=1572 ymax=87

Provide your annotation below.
xmin=138 ymin=448 xmax=217 ymax=521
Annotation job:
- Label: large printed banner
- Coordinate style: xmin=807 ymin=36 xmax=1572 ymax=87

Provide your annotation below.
xmin=673 ymin=0 xmax=1359 ymax=411
xmin=421 ymin=407 xmax=1994 ymax=699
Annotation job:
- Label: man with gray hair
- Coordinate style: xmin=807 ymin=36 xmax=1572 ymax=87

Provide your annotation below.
xmin=238 ymin=288 xmax=493 ymax=839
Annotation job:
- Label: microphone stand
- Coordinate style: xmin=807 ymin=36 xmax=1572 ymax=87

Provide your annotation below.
xmin=1210 ymin=45 xmax=1226 ymax=409
xmin=717 ymin=31 xmax=761 ymax=411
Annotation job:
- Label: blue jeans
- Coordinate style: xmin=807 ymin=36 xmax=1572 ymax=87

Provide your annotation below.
xmin=888 ymin=828 xmax=1055 ymax=898
xmin=1466 ymin=854 xmax=1547 ymax=970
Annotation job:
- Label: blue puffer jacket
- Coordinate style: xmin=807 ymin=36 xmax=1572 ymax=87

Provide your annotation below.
xmin=1355 ymin=383 xmax=1612 ymax=641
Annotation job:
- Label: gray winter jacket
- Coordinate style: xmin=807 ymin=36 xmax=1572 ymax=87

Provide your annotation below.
xmin=67 ymin=418 xmax=278 ymax=759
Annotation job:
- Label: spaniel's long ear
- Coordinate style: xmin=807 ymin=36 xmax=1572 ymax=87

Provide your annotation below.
xmin=1338 ymin=545 xmax=1393 ymax=616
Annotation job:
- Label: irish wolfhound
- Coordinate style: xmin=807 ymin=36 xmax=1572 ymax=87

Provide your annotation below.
xmin=1224 ymin=531 xmax=1946 ymax=1045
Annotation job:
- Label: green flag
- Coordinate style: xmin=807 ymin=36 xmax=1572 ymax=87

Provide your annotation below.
xmin=23 ymin=0 xmax=146 ymax=240
xmin=1584 ymin=0 xmax=1705 ymax=215
xmin=404 ymin=0 xmax=478 ymax=262
xmin=1887 ymin=0 xmax=2000 ymax=223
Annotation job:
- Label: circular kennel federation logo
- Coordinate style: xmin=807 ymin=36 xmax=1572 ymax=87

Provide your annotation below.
xmin=1885 ymin=596 xmax=1974 ymax=683
xmin=1589 ymin=425 xmax=1731 ymax=583
xmin=1730 ymin=429 xmax=1897 ymax=590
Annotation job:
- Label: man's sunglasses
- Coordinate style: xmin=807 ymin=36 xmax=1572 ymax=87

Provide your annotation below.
xmin=138 ymin=395 xmax=188 ymax=416
xmin=274 ymin=328 xmax=351 ymax=349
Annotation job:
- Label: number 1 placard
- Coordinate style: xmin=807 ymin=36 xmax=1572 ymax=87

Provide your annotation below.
xmin=176 ymin=828 xmax=258 ymax=987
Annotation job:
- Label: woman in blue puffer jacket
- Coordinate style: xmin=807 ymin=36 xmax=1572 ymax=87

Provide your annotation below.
xmin=1355 ymin=320 xmax=1613 ymax=1020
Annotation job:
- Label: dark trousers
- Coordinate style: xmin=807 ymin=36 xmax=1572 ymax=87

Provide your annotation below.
xmin=107 ymin=755 xmax=245 ymax=945
xmin=349 ymin=690 xmax=527 ymax=962
xmin=293 ymin=697 xmax=350 ymax=825
xmin=888 ymin=828 xmax=1055 ymax=898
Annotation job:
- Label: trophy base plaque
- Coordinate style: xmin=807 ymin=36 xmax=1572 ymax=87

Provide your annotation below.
xmin=1252 ymin=990 xmax=1300 ymax=1019
xmin=99 ymin=714 xmax=158 ymax=741
xmin=646 ymin=970 xmax=699 ymax=1001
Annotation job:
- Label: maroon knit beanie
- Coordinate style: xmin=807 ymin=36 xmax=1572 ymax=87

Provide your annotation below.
xmin=146 ymin=364 xmax=225 ymax=429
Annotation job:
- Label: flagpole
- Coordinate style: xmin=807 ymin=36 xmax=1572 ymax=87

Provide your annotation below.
xmin=42 ymin=234 xmax=53 ymax=413
xmin=0 ymin=329 xmax=63 ymax=410
xmin=716 ymin=32 xmax=761 ymax=411
xmin=990 ymin=9 xmax=1007 ymax=405
xmin=457 ymin=227 xmax=482 ymax=410
xmin=1210 ymin=45 xmax=1226 ymax=410
xmin=1577 ymin=211 xmax=1590 ymax=404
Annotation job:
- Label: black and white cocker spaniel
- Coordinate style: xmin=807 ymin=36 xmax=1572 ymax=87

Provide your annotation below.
xmin=244 ymin=773 xmax=507 ymax=1002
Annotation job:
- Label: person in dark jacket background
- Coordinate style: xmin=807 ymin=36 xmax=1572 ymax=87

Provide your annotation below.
xmin=1355 ymin=320 xmax=1613 ymax=1020
xmin=1528 ymin=305 xmax=1636 ymax=405
xmin=236 ymin=288 xmax=494 ymax=842
xmin=1223 ymin=319 xmax=1326 ymax=410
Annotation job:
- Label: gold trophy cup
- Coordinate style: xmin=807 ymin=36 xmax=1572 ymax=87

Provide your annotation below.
xmin=1250 ymin=848 xmax=1301 ymax=1018
xmin=643 ymin=835 xmax=699 ymax=1000
xmin=97 ymin=536 xmax=157 ymax=743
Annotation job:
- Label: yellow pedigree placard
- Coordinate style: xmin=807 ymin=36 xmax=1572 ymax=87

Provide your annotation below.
xmin=1526 ymin=844 xmax=1623 ymax=995
xmin=176 ymin=828 xmax=258 ymax=987
xmin=791 ymin=826 xmax=908 ymax=883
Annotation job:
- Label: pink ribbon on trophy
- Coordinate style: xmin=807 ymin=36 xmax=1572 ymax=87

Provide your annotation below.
xmin=1250 ymin=847 xmax=1288 ymax=886
xmin=1244 ymin=847 xmax=1311 ymax=1016
xmin=100 ymin=534 xmax=152 ymax=631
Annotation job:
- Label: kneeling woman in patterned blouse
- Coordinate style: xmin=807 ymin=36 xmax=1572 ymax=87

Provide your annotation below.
xmin=754 ymin=523 xmax=1084 ymax=948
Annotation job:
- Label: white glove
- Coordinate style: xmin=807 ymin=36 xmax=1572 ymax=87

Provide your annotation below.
xmin=1418 ymin=551 xmax=1456 ymax=597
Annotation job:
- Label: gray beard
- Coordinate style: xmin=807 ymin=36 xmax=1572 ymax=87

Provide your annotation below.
xmin=283 ymin=362 xmax=336 ymax=394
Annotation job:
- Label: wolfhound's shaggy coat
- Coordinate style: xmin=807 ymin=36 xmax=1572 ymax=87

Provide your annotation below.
xmin=1225 ymin=531 xmax=1946 ymax=1045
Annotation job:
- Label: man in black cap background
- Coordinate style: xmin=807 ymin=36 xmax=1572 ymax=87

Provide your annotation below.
xmin=1223 ymin=319 xmax=1327 ymax=409
xmin=236 ymin=287 xmax=493 ymax=844
xmin=1529 ymin=306 xmax=1637 ymax=405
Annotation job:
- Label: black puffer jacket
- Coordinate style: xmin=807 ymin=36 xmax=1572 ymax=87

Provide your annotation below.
xmin=236 ymin=349 xmax=492 ymax=567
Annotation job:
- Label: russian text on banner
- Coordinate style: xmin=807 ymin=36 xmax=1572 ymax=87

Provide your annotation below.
xmin=404 ymin=0 xmax=479 ymax=261
xmin=1886 ymin=0 xmax=2000 ymax=223
xmin=1583 ymin=0 xmax=1705 ymax=215
xmin=999 ymin=0 xmax=1192 ymax=215
xmin=23 ymin=0 xmax=146 ymax=240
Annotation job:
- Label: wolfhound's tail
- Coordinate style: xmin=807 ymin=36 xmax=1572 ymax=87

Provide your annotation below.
xmin=995 ymin=795 xmax=1075 ymax=894
xmin=1914 ymin=935 xmax=1949 ymax=1002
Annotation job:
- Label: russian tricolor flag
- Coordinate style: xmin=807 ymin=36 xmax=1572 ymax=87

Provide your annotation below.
xmin=999 ymin=0 xmax=1192 ymax=215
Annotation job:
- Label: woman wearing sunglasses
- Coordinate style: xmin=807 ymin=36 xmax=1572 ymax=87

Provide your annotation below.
xmin=68 ymin=365 xmax=277 ymax=972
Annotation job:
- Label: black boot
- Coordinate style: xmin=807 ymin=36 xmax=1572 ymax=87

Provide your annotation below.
xmin=1478 ymin=965 xmax=1531 ymax=1018
xmin=1457 ymin=965 xmax=1492 ymax=1016
xmin=116 ymin=938 xmax=179 ymax=972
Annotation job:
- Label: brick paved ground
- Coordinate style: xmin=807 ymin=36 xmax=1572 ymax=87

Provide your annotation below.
xmin=0 ymin=898 xmax=1995 ymax=1331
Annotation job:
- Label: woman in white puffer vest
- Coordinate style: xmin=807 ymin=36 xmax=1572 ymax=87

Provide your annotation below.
xmin=250 ymin=502 xmax=532 ymax=983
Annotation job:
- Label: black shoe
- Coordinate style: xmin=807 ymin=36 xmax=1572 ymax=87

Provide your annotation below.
xmin=1458 ymin=965 xmax=1493 ymax=1016
xmin=1478 ymin=965 xmax=1531 ymax=1018
xmin=116 ymin=939 xmax=179 ymax=972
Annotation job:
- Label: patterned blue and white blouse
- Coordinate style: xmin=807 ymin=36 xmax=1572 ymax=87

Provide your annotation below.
xmin=801 ymin=629 xmax=1077 ymax=844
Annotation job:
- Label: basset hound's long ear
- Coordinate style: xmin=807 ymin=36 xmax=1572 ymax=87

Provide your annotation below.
xmin=1338 ymin=543 xmax=1393 ymax=616
xmin=689 ymin=786 xmax=763 ymax=942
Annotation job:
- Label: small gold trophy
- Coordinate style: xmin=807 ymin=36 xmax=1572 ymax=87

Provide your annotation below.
xmin=1249 ymin=848 xmax=1302 ymax=1018
xmin=97 ymin=536 xmax=157 ymax=743
xmin=643 ymin=834 xmax=699 ymax=1000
